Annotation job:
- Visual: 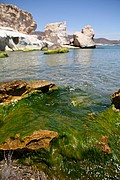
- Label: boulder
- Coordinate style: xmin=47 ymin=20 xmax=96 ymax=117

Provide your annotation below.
xmin=0 ymin=3 xmax=37 ymax=34
xmin=44 ymin=21 xmax=69 ymax=45
xmin=0 ymin=80 xmax=57 ymax=105
xmin=73 ymin=25 xmax=96 ymax=48
xmin=111 ymin=89 xmax=120 ymax=110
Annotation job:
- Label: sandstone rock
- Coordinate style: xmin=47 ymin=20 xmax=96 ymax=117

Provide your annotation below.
xmin=0 ymin=80 xmax=27 ymax=96
xmin=44 ymin=21 xmax=69 ymax=45
xmin=73 ymin=25 xmax=96 ymax=48
xmin=0 ymin=3 xmax=37 ymax=34
xmin=111 ymin=89 xmax=120 ymax=110
xmin=0 ymin=80 xmax=57 ymax=105
xmin=97 ymin=136 xmax=111 ymax=154
xmin=0 ymin=130 xmax=58 ymax=150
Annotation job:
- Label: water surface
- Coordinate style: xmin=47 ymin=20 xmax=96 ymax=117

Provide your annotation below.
xmin=0 ymin=46 xmax=120 ymax=179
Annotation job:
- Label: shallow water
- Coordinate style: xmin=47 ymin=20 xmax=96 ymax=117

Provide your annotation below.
xmin=1 ymin=46 xmax=120 ymax=112
xmin=0 ymin=46 xmax=120 ymax=179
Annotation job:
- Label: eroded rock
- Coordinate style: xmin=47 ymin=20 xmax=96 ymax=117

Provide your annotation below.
xmin=0 ymin=130 xmax=58 ymax=150
xmin=44 ymin=21 xmax=69 ymax=45
xmin=0 ymin=80 xmax=57 ymax=105
xmin=73 ymin=25 xmax=96 ymax=48
xmin=0 ymin=26 xmax=50 ymax=51
xmin=0 ymin=3 xmax=37 ymax=34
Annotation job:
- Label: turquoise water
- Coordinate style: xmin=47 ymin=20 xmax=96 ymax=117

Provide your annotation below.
xmin=0 ymin=46 xmax=120 ymax=179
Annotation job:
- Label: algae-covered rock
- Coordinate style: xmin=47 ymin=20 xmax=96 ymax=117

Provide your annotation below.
xmin=0 ymin=52 xmax=8 ymax=58
xmin=0 ymin=87 xmax=119 ymax=179
xmin=0 ymin=80 xmax=57 ymax=105
xmin=44 ymin=47 xmax=69 ymax=54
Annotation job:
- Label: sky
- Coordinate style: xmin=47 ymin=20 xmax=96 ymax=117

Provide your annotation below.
xmin=1 ymin=0 xmax=120 ymax=40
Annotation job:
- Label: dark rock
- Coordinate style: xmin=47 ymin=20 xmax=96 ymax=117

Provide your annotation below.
xmin=111 ymin=89 xmax=120 ymax=110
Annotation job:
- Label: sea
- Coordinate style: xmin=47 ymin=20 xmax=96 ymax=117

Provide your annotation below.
xmin=0 ymin=46 xmax=120 ymax=179
xmin=0 ymin=46 xmax=120 ymax=109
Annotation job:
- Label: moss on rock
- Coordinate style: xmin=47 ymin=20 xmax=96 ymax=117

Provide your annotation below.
xmin=44 ymin=48 xmax=69 ymax=54
xmin=0 ymin=52 xmax=8 ymax=58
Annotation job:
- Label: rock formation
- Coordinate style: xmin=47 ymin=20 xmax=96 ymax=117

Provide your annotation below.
xmin=73 ymin=25 xmax=96 ymax=48
xmin=44 ymin=21 xmax=69 ymax=45
xmin=0 ymin=130 xmax=58 ymax=150
xmin=0 ymin=80 xmax=57 ymax=105
xmin=0 ymin=27 xmax=53 ymax=51
xmin=0 ymin=3 xmax=37 ymax=34
xmin=111 ymin=89 xmax=120 ymax=110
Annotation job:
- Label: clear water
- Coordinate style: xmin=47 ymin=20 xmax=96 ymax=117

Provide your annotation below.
xmin=0 ymin=46 xmax=120 ymax=107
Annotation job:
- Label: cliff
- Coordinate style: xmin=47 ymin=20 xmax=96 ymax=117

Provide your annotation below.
xmin=0 ymin=3 xmax=37 ymax=34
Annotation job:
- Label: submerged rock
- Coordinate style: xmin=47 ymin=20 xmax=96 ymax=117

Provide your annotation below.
xmin=73 ymin=25 xmax=96 ymax=48
xmin=0 ymin=130 xmax=58 ymax=150
xmin=44 ymin=47 xmax=69 ymax=54
xmin=111 ymin=89 xmax=120 ymax=110
xmin=0 ymin=80 xmax=57 ymax=105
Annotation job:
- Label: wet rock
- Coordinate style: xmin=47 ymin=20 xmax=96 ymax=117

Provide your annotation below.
xmin=111 ymin=89 xmax=120 ymax=110
xmin=0 ymin=80 xmax=27 ymax=96
xmin=0 ymin=80 xmax=57 ymax=105
xmin=0 ymin=130 xmax=58 ymax=150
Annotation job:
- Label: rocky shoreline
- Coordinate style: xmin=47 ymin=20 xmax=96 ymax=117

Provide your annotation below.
xmin=0 ymin=3 xmax=96 ymax=53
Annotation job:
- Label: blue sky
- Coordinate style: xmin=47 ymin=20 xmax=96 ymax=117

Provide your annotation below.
xmin=1 ymin=0 xmax=120 ymax=40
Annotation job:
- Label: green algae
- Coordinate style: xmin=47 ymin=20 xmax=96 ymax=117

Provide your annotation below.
xmin=0 ymin=87 xmax=119 ymax=179
xmin=0 ymin=52 xmax=8 ymax=58
xmin=44 ymin=48 xmax=69 ymax=54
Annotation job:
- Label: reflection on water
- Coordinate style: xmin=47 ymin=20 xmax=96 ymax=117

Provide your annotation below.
xmin=44 ymin=53 xmax=68 ymax=66
xmin=73 ymin=49 xmax=94 ymax=65
xmin=0 ymin=48 xmax=120 ymax=97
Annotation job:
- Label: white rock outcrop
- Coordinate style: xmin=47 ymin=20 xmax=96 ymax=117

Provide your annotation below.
xmin=0 ymin=3 xmax=37 ymax=34
xmin=0 ymin=27 xmax=53 ymax=51
xmin=73 ymin=25 xmax=96 ymax=48
xmin=44 ymin=21 xmax=69 ymax=45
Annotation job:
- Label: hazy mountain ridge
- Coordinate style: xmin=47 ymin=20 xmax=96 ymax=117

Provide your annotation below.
xmin=94 ymin=38 xmax=120 ymax=45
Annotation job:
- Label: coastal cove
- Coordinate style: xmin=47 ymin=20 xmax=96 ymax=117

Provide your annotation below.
xmin=0 ymin=46 xmax=120 ymax=179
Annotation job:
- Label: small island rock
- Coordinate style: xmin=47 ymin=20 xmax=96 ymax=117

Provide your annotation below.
xmin=73 ymin=25 xmax=96 ymax=48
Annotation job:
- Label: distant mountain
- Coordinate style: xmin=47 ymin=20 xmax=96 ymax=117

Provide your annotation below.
xmin=31 ymin=31 xmax=120 ymax=45
xmin=94 ymin=38 xmax=120 ymax=45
